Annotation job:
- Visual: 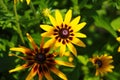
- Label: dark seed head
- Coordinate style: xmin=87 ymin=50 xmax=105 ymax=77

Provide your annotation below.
xmin=35 ymin=53 xmax=46 ymax=64
xmin=95 ymin=59 xmax=103 ymax=68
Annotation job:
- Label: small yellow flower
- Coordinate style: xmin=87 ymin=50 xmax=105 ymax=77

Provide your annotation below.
xmin=64 ymin=52 xmax=74 ymax=62
xmin=90 ymin=54 xmax=114 ymax=76
xmin=42 ymin=8 xmax=51 ymax=17
xmin=9 ymin=33 xmax=74 ymax=80
xmin=40 ymin=9 xmax=87 ymax=56
xmin=14 ymin=0 xmax=30 ymax=5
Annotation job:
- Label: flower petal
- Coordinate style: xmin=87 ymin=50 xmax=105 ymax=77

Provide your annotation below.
xmin=64 ymin=10 xmax=72 ymax=24
xmin=26 ymin=33 xmax=38 ymax=51
xmin=117 ymin=37 xmax=120 ymax=42
xmin=48 ymin=14 xmax=57 ymax=26
xmin=9 ymin=53 xmax=25 ymax=60
xmin=26 ymin=64 xmax=38 ymax=80
xmin=118 ymin=46 xmax=120 ymax=52
xmin=26 ymin=0 xmax=30 ymax=5
xmin=74 ymin=33 xmax=87 ymax=38
xmin=43 ymin=38 xmax=55 ymax=48
xmin=67 ymin=43 xmax=77 ymax=56
xmin=38 ymin=70 xmax=43 ymax=80
xmin=9 ymin=63 xmax=32 ymax=73
xmin=60 ymin=45 xmax=66 ymax=56
xmin=53 ymin=41 xmax=61 ymax=49
xmin=50 ymin=67 xmax=68 ymax=80
xmin=71 ymin=38 xmax=86 ymax=47
xmin=41 ymin=32 xmax=53 ymax=37
xmin=55 ymin=10 xmax=63 ymax=25
xmin=40 ymin=25 xmax=53 ymax=31
xmin=10 ymin=47 xmax=33 ymax=55
xmin=55 ymin=60 xmax=75 ymax=67
xmin=74 ymin=22 xmax=86 ymax=32
xmin=44 ymin=72 xmax=53 ymax=80
xmin=70 ymin=16 xmax=81 ymax=26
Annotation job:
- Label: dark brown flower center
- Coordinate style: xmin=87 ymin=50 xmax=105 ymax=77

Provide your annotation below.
xmin=95 ymin=59 xmax=102 ymax=68
xmin=35 ymin=53 xmax=46 ymax=64
xmin=53 ymin=24 xmax=74 ymax=44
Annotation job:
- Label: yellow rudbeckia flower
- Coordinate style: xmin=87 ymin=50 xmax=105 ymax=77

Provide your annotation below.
xmin=90 ymin=54 xmax=114 ymax=76
xmin=9 ymin=33 xmax=74 ymax=80
xmin=40 ymin=9 xmax=87 ymax=56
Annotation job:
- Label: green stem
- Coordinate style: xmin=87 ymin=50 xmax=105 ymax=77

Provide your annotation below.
xmin=0 ymin=0 xmax=8 ymax=12
xmin=14 ymin=4 xmax=25 ymax=44
xmin=29 ymin=1 xmax=37 ymax=18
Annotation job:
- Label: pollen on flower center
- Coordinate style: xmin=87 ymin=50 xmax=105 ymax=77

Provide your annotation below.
xmin=95 ymin=59 xmax=102 ymax=68
xmin=59 ymin=29 xmax=69 ymax=38
xmin=62 ymin=29 xmax=68 ymax=35
xmin=35 ymin=53 xmax=46 ymax=64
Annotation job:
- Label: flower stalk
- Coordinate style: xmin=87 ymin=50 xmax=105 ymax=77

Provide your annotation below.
xmin=14 ymin=2 xmax=25 ymax=44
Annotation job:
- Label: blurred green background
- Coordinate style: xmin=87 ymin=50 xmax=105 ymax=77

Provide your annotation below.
xmin=0 ymin=0 xmax=120 ymax=80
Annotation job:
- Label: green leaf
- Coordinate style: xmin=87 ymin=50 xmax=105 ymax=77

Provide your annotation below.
xmin=77 ymin=55 xmax=89 ymax=65
xmin=111 ymin=17 xmax=120 ymax=31
xmin=93 ymin=15 xmax=117 ymax=37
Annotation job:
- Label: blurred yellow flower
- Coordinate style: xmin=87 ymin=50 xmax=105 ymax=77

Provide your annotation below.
xmin=9 ymin=33 xmax=74 ymax=80
xmin=42 ymin=8 xmax=51 ymax=17
xmin=64 ymin=52 xmax=74 ymax=62
xmin=90 ymin=54 xmax=114 ymax=76
xmin=40 ymin=9 xmax=87 ymax=56
xmin=14 ymin=0 xmax=30 ymax=5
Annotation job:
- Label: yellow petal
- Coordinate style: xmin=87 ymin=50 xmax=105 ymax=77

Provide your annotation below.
xmin=67 ymin=43 xmax=77 ymax=56
xmin=10 ymin=47 xmax=32 ymax=55
xmin=118 ymin=46 xmax=120 ymax=52
xmin=50 ymin=67 xmax=68 ymax=80
xmin=44 ymin=72 xmax=53 ymax=80
xmin=41 ymin=32 xmax=53 ymax=37
xmin=20 ymin=0 xmax=23 ymax=2
xmin=38 ymin=71 xmax=43 ymax=80
xmin=55 ymin=60 xmax=75 ymax=67
xmin=60 ymin=45 xmax=66 ymax=56
xmin=26 ymin=0 xmax=30 ymax=5
xmin=55 ymin=10 xmax=63 ymax=25
xmin=64 ymin=10 xmax=72 ymax=24
xmin=43 ymin=39 xmax=55 ymax=48
xmin=63 ymin=51 xmax=71 ymax=56
xmin=9 ymin=53 xmax=25 ymax=60
xmin=74 ymin=33 xmax=87 ymax=38
xmin=9 ymin=64 xmax=31 ymax=73
xmin=70 ymin=16 xmax=81 ymax=26
xmin=118 ymin=29 xmax=120 ymax=32
xmin=26 ymin=64 xmax=38 ymax=80
xmin=74 ymin=22 xmax=87 ymax=32
xmin=48 ymin=15 xmax=57 ymax=27
xmin=117 ymin=37 xmax=120 ymax=42
xmin=53 ymin=41 xmax=61 ymax=49
xmin=26 ymin=33 xmax=38 ymax=51
xmin=95 ymin=70 xmax=99 ymax=76
xmin=71 ymin=38 xmax=86 ymax=47
xmin=40 ymin=25 xmax=53 ymax=31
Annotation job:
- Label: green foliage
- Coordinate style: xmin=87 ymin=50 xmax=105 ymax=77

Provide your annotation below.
xmin=0 ymin=0 xmax=120 ymax=80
